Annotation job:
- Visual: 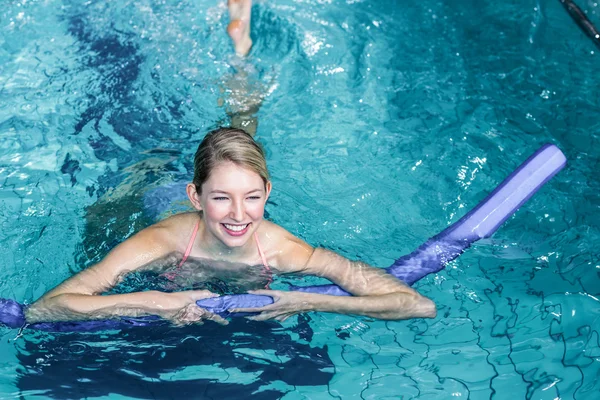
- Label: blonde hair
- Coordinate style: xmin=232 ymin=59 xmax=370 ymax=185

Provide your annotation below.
xmin=193 ymin=127 xmax=269 ymax=193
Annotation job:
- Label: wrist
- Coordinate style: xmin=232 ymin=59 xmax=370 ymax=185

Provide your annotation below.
xmin=147 ymin=291 xmax=178 ymax=314
xmin=297 ymin=292 xmax=318 ymax=312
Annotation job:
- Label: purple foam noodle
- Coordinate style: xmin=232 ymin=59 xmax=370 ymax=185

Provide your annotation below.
xmin=0 ymin=145 xmax=566 ymax=331
xmin=197 ymin=144 xmax=567 ymax=307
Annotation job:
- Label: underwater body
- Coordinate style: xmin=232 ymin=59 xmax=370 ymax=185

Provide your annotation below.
xmin=1 ymin=0 xmax=599 ymax=399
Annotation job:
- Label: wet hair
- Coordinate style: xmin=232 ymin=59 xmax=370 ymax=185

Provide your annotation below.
xmin=192 ymin=127 xmax=269 ymax=194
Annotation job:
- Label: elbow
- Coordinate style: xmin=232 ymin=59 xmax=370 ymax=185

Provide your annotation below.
xmin=24 ymin=299 xmax=50 ymax=323
xmin=417 ymin=296 xmax=437 ymax=319
xmin=25 ymin=293 xmax=81 ymax=323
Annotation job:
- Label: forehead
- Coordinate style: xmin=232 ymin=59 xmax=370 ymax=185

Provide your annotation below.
xmin=203 ymin=161 xmax=263 ymax=191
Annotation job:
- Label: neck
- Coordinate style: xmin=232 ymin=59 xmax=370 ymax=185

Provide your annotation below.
xmin=197 ymin=221 xmax=257 ymax=261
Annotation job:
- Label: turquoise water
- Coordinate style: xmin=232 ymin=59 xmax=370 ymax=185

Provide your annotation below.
xmin=1 ymin=0 xmax=599 ymax=398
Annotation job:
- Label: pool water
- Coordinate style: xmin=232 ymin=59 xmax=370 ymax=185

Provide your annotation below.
xmin=1 ymin=0 xmax=599 ymax=398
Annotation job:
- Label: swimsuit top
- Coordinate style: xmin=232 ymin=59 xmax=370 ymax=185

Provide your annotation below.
xmin=176 ymin=220 xmax=272 ymax=288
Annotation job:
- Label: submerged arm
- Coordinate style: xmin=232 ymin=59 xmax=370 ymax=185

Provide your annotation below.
xmin=234 ymin=231 xmax=436 ymax=321
xmin=25 ymin=218 xmax=223 ymax=324
xmin=295 ymin=247 xmax=437 ymax=320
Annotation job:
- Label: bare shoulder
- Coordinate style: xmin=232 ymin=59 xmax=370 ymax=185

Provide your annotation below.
xmin=142 ymin=212 xmax=200 ymax=252
xmin=258 ymin=220 xmax=314 ymax=272
xmin=155 ymin=211 xmax=199 ymax=228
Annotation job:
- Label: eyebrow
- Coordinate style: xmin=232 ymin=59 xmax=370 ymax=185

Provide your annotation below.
xmin=209 ymin=189 xmax=263 ymax=195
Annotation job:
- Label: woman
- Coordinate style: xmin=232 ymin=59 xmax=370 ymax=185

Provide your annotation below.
xmin=26 ymin=128 xmax=437 ymax=325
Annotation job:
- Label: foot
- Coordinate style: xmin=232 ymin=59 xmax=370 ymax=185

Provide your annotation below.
xmin=227 ymin=0 xmax=253 ymax=56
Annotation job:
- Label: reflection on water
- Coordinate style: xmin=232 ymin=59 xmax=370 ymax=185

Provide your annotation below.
xmin=2 ymin=0 xmax=600 ymax=398
xmin=16 ymin=315 xmax=332 ymax=399
xmin=109 ymin=257 xmax=273 ymax=296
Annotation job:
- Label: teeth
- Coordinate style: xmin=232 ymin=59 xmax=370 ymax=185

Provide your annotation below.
xmin=224 ymin=223 xmax=248 ymax=232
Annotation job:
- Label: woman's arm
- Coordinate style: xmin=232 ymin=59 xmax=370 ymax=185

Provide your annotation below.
xmin=297 ymin=247 xmax=436 ymax=319
xmin=235 ymin=229 xmax=436 ymax=321
xmin=25 ymin=288 xmax=221 ymax=324
xmin=25 ymin=217 xmax=226 ymax=325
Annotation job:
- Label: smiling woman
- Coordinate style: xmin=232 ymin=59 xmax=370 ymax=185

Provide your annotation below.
xmin=24 ymin=127 xmax=437 ymax=326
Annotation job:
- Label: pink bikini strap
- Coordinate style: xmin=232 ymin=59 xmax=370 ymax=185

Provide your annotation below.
xmin=254 ymin=231 xmax=269 ymax=270
xmin=254 ymin=231 xmax=273 ymax=288
xmin=178 ymin=221 xmax=200 ymax=267
xmin=177 ymin=225 xmax=270 ymax=285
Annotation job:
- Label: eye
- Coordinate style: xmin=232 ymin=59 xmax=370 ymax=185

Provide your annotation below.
xmin=247 ymin=196 xmax=261 ymax=200
xmin=213 ymin=197 xmax=229 ymax=201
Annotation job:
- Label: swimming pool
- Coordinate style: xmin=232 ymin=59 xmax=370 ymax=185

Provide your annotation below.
xmin=1 ymin=0 xmax=599 ymax=398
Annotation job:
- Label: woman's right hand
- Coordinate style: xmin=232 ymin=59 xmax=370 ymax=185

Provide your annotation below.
xmin=158 ymin=290 xmax=229 ymax=326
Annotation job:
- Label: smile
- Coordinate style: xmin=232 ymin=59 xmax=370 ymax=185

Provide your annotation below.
xmin=222 ymin=223 xmax=250 ymax=236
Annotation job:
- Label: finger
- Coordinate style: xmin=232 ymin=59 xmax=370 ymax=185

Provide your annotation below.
xmin=276 ymin=315 xmax=290 ymax=322
xmin=206 ymin=313 xmax=229 ymax=326
xmin=185 ymin=313 xmax=206 ymax=323
xmin=248 ymin=313 xmax=290 ymax=322
xmin=173 ymin=319 xmax=203 ymax=327
xmin=181 ymin=312 xmax=202 ymax=323
xmin=246 ymin=314 xmax=270 ymax=322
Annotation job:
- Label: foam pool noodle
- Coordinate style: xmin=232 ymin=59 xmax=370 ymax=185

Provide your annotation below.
xmin=0 ymin=144 xmax=566 ymax=332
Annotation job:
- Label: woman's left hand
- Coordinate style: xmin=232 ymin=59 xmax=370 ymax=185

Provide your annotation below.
xmin=229 ymin=290 xmax=315 ymax=322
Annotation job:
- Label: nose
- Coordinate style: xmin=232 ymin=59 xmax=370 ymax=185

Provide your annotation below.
xmin=230 ymin=200 xmax=245 ymax=222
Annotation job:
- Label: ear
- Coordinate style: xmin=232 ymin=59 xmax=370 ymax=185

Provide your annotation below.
xmin=186 ymin=183 xmax=203 ymax=211
xmin=264 ymin=181 xmax=272 ymax=203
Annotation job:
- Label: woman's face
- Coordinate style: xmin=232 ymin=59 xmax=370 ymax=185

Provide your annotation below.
xmin=194 ymin=161 xmax=270 ymax=249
